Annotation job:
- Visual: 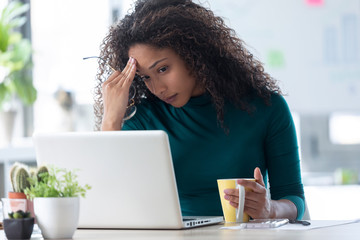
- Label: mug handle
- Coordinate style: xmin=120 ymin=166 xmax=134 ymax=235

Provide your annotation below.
xmin=236 ymin=184 xmax=245 ymax=222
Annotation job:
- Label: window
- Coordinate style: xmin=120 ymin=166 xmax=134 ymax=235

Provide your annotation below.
xmin=329 ymin=112 xmax=360 ymax=145
xmin=30 ymin=0 xmax=132 ymax=132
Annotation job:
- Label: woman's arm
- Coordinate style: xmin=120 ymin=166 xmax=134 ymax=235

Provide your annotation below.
xmin=224 ymin=95 xmax=304 ymax=220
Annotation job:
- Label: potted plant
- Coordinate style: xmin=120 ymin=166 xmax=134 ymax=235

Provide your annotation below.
xmin=8 ymin=162 xmax=48 ymax=217
xmin=24 ymin=165 xmax=91 ymax=239
xmin=3 ymin=210 xmax=34 ymax=240
xmin=9 ymin=162 xmax=31 ymax=200
xmin=9 ymin=162 xmax=48 ymax=198
xmin=0 ymin=1 xmax=37 ymax=145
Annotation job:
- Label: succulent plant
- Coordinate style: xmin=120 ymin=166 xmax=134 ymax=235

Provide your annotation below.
xmin=8 ymin=210 xmax=31 ymax=219
xmin=9 ymin=162 xmax=48 ymax=193
xmin=35 ymin=165 xmax=49 ymax=182
xmin=10 ymin=163 xmax=30 ymax=193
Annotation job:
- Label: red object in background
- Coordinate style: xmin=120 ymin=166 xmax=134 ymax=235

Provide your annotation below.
xmin=305 ymin=0 xmax=324 ymax=6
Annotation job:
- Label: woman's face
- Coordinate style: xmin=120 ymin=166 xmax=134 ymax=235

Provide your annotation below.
xmin=128 ymin=44 xmax=204 ymax=108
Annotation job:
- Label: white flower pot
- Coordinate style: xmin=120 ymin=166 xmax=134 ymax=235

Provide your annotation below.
xmin=34 ymin=197 xmax=79 ymax=239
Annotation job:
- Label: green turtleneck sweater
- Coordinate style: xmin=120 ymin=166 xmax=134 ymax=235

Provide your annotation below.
xmin=122 ymin=93 xmax=305 ymax=219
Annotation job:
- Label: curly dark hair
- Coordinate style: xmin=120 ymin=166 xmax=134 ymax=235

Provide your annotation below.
xmin=94 ymin=0 xmax=281 ymax=130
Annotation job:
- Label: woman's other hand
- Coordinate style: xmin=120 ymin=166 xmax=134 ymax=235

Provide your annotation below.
xmin=101 ymin=57 xmax=137 ymax=131
xmin=238 ymin=167 xmax=273 ymax=218
xmin=223 ymin=167 xmax=273 ymax=219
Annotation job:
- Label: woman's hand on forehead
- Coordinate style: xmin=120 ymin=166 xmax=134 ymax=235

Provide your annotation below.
xmin=101 ymin=57 xmax=137 ymax=130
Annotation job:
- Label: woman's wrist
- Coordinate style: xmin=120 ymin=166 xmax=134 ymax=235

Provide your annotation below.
xmin=269 ymin=200 xmax=276 ymax=218
xmin=101 ymin=118 xmax=123 ymax=131
xmin=269 ymin=199 xmax=297 ymax=219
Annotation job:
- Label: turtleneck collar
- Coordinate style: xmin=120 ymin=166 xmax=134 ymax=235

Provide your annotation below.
xmin=183 ymin=92 xmax=212 ymax=108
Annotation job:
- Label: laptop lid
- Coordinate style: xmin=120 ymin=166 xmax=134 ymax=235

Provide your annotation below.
xmin=33 ymin=130 xmax=223 ymax=229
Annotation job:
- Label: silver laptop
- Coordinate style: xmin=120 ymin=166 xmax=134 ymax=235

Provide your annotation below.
xmin=33 ymin=130 xmax=223 ymax=229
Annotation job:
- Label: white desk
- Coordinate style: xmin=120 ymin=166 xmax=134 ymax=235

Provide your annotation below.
xmin=1 ymin=220 xmax=358 ymax=240
xmin=63 ymin=221 xmax=360 ymax=240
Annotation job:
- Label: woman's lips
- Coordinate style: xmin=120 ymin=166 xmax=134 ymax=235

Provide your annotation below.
xmin=164 ymin=94 xmax=177 ymax=104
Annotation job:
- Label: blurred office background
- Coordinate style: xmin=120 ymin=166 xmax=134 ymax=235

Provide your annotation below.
xmin=0 ymin=0 xmax=359 ymax=220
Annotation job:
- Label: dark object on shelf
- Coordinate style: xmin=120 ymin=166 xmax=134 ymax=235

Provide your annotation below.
xmin=3 ymin=217 xmax=34 ymax=239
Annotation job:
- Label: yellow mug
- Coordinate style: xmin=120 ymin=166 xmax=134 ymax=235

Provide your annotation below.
xmin=217 ymin=178 xmax=255 ymax=223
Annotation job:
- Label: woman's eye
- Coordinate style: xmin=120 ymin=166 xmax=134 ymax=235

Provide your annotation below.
xmin=158 ymin=66 xmax=168 ymax=73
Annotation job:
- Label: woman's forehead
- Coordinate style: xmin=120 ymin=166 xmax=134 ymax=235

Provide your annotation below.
xmin=128 ymin=44 xmax=172 ymax=57
xmin=128 ymin=44 xmax=177 ymax=70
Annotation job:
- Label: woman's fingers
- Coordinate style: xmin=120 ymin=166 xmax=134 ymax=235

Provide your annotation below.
xmin=104 ymin=57 xmax=135 ymax=86
xmin=102 ymin=57 xmax=136 ymax=93
xmin=106 ymin=70 xmax=121 ymax=83
xmin=245 ymin=189 xmax=266 ymax=201
xmin=254 ymin=167 xmax=265 ymax=187
xmin=225 ymin=193 xmax=263 ymax=211
xmin=126 ymin=60 xmax=137 ymax=85
xmin=244 ymin=195 xmax=260 ymax=210
xmin=237 ymin=179 xmax=264 ymax=194
xmin=119 ymin=58 xmax=136 ymax=87
xmin=224 ymin=188 xmax=238 ymax=199
xmin=106 ymin=59 xmax=129 ymax=81
xmin=244 ymin=206 xmax=259 ymax=217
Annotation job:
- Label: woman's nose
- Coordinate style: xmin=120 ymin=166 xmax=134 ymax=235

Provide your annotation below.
xmin=150 ymin=78 xmax=166 ymax=95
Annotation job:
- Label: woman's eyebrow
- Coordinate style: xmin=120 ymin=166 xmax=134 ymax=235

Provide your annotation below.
xmin=148 ymin=58 xmax=168 ymax=70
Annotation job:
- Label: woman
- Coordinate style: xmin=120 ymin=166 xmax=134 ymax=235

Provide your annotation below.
xmin=95 ymin=0 xmax=305 ymax=220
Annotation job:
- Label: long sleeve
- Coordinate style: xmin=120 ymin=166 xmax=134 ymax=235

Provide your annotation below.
xmin=264 ymin=95 xmax=305 ymax=219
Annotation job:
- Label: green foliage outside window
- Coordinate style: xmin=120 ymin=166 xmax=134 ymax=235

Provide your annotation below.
xmin=0 ymin=1 xmax=36 ymax=110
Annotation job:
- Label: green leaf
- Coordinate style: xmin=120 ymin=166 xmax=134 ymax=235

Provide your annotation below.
xmin=0 ymin=83 xmax=7 ymax=102
xmin=24 ymin=165 xmax=91 ymax=200
xmin=8 ymin=210 xmax=31 ymax=219
xmin=8 ymin=32 xmax=22 ymax=45
xmin=7 ymin=16 xmax=27 ymax=30
xmin=0 ymin=82 xmax=11 ymax=110
xmin=0 ymin=1 xmax=35 ymax=108
xmin=0 ymin=1 xmax=29 ymax=27
xmin=0 ymin=24 xmax=10 ymax=52
xmin=11 ymin=38 xmax=32 ymax=66
xmin=0 ymin=2 xmax=29 ymax=53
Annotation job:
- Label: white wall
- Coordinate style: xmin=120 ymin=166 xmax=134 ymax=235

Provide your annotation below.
xmin=204 ymin=0 xmax=360 ymax=114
